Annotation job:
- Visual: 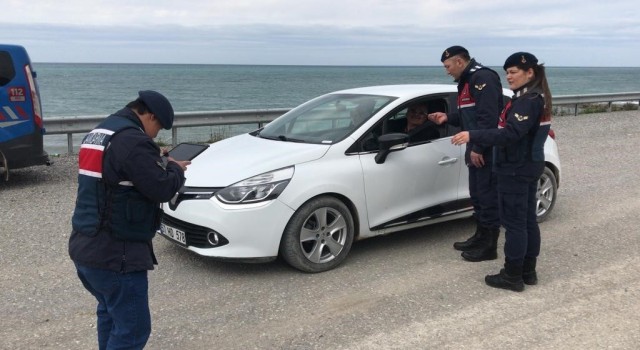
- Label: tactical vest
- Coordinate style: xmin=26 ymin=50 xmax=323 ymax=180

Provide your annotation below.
xmin=71 ymin=115 xmax=160 ymax=241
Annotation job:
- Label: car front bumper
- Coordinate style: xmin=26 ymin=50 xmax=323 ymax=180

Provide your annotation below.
xmin=160 ymin=197 xmax=295 ymax=259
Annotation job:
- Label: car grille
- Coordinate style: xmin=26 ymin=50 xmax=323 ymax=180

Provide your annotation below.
xmin=161 ymin=213 xmax=229 ymax=248
xmin=168 ymin=186 xmax=223 ymax=211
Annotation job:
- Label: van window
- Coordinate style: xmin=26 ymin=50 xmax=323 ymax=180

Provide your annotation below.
xmin=0 ymin=51 xmax=16 ymax=86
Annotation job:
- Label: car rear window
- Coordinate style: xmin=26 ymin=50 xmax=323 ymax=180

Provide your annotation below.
xmin=0 ymin=51 xmax=16 ymax=87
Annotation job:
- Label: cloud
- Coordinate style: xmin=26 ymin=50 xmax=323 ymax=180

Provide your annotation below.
xmin=3 ymin=0 xmax=639 ymax=66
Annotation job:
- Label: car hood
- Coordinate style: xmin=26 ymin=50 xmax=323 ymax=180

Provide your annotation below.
xmin=183 ymin=133 xmax=330 ymax=187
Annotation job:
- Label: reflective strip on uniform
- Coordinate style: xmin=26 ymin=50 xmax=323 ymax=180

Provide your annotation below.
xmin=77 ymin=128 xmax=118 ymax=177
xmin=459 ymin=102 xmax=476 ymax=108
xmin=79 ymin=168 xmax=102 ymax=178
xmin=92 ymin=128 xmax=116 ymax=136
xmin=118 ymin=181 xmax=134 ymax=186
xmin=78 ymin=147 xmax=104 ymax=176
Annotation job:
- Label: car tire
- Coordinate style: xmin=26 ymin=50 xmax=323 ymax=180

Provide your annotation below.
xmin=536 ymin=166 xmax=558 ymax=222
xmin=280 ymin=196 xmax=354 ymax=273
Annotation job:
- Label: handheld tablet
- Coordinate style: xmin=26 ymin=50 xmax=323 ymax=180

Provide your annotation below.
xmin=166 ymin=143 xmax=209 ymax=161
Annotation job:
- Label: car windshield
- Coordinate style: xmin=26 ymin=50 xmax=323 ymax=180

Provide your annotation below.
xmin=257 ymin=93 xmax=396 ymax=144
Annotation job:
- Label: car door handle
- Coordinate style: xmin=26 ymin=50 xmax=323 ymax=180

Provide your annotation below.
xmin=438 ymin=157 xmax=458 ymax=165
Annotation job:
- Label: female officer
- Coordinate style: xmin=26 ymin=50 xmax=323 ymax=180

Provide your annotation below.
xmin=451 ymin=52 xmax=552 ymax=292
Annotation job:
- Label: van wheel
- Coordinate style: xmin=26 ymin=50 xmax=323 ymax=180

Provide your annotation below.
xmin=0 ymin=151 xmax=8 ymax=181
xmin=536 ymin=166 xmax=557 ymax=222
xmin=280 ymin=196 xmax=354 ymax=273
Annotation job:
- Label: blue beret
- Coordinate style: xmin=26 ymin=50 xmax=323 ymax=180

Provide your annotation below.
xmin=503 ymin=52 xmax=538 ymax=71
xmin=441 ymin=46 xmax=469 ymax=62
xmin=138 ymin=90 xmax=174 ymax=129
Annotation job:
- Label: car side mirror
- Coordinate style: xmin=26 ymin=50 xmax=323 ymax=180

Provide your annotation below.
xmin=375 ymin=133 xmax=408 ymax=164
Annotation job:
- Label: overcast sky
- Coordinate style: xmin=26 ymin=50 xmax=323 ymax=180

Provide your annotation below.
xmin=3 ymin=0 xmax=639 ymax=67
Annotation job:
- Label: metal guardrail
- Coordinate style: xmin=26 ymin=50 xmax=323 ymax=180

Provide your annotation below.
xmin=553 ymin=92 xmax=640 ymax=115
xmin=44 ymin=92 xmax=640 ymax=154
xmin=45 ymin=108 xmax=290 ymax=154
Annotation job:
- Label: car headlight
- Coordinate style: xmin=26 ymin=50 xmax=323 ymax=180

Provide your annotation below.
xmin=215 ymin=167 xmax=294 ymax=204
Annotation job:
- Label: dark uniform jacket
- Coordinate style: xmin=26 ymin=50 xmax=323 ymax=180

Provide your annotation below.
xmin=468 ymin=86 xmax=550 ymax=178
xmin=69 ymin=109 xmax=185 ymax=272
xmin=446 ymin=59 xmax=503 ymax=164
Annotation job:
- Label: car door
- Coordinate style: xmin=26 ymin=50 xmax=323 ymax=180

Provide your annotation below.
xmin=359 ymin=137 xmax=464 ymax=231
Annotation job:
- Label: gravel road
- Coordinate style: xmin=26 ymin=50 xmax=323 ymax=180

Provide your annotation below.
xmin=1 ymin=110 xmax=639 ymax=349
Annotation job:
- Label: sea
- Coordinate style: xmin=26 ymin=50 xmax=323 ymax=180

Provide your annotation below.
xmin=34 ymin=63 xmax=640 ymax=154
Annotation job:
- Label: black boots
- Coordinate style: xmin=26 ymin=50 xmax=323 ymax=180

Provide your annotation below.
xmin=460 ymin=227 xmax=499 ymax=262
xmin=485 ymin=263 xmax=524 ymax=292
xmin=522 ymin=257 xmax=538 ymax=285
xmin=453 ymin=224 xmax=483 ymax=251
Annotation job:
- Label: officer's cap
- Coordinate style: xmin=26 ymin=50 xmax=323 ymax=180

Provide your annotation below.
xmin=503 ymin=52 xmax=539 ymax=71
xmin=441 ymin=46 xmax=469 ymax=62
xmin=137 ymin=90 xmax=174 ymax=130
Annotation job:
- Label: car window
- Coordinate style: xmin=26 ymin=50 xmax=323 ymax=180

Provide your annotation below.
xmin=258 ymin=93 xmax=396 ymax=144
xmin=354 ymin=97 xmax=449 ymax=152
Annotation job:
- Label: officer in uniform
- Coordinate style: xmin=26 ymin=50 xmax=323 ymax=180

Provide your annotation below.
xmin=427 ymin=46 xmax=502 ymax=262
xmin=451 ymin=52 xmax=552 ymax=291
xmin=69 ymin=91 xmax=190 ymax=348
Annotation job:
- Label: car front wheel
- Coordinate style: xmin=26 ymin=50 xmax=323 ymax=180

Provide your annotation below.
xmin=280 ymin=196 xmax=355 ymax=273
xmin=536 ymin=166 xmax=558 ymax=222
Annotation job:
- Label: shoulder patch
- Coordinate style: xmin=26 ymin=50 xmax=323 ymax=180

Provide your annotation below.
xmin=514 ymin=113 xmax=529 ymax=122
xmin=475 ymin=83 xmax=487 ymax=91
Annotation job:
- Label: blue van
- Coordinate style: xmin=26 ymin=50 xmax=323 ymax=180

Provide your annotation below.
xmin=0 ymin=44 xmax=50 ymax=180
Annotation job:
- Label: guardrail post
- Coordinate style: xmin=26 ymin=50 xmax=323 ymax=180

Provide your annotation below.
xmin=171 ymin=127 xmax=178 ymax=147
xmin=67 ymin=133 xmax=74 ymax=155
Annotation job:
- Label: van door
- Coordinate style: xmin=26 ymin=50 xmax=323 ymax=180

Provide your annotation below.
xmin=0 ymin=44 xmax=50 ymax=179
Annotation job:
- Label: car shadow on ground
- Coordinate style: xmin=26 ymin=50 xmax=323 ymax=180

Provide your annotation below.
xmin=155 ymin=217 xmax=476 ymax=276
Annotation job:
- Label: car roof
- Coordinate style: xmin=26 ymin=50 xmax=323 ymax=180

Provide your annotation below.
xmin=330 ymin=84 xmax=458 ymax=98
xmin=330 ymin=84 xmax=512 ymax=100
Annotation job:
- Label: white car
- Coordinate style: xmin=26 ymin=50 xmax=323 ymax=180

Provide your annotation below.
xmin=160 ymin=85 xmax=561 ymax=273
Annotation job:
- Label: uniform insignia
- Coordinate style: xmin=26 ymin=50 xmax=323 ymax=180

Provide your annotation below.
xmin=514 ymin=113 xmax=529 ymax=121
xmin=475 ymin=83 xmax=486 ymax=91
xmin=156 ymin=160 xmax=166 ymax=170
xmin=444 ymin=50 xmax=450 ymax=58
xmin=521 ymin=55 xmax=527 ymax=64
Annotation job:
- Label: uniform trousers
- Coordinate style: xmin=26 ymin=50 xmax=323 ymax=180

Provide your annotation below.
xmin=468 ymin=163 xmax=500 ymax=230
xmin=75 ymin=263 xmax=151 ymax=350
xmin=497 ymin=174 xmax=541 ymax=266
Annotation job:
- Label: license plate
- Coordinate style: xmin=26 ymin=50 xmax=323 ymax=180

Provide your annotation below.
xmin=160 ymin=223 xmax=187 ymax=245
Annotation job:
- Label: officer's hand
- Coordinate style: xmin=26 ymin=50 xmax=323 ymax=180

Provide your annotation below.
xmin=427 ymin=112 xmax=448 ymax=125
xmin=169 ymin=158 xmax=191 ymax=171
xmin=469 ymin=151 xmax=485 ymax=168
xmin=451 ymin=131 xmax=469 ymax=145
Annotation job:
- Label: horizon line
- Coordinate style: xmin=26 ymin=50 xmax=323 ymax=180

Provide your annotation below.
xmin=33 ymin=62 xmax=640 ymax=69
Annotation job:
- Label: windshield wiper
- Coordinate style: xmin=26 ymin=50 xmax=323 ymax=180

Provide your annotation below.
xmin=278 ymin=135 xmax=306 ymax=143
xmin=260 ymin=134 xmax=305 ymax=143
